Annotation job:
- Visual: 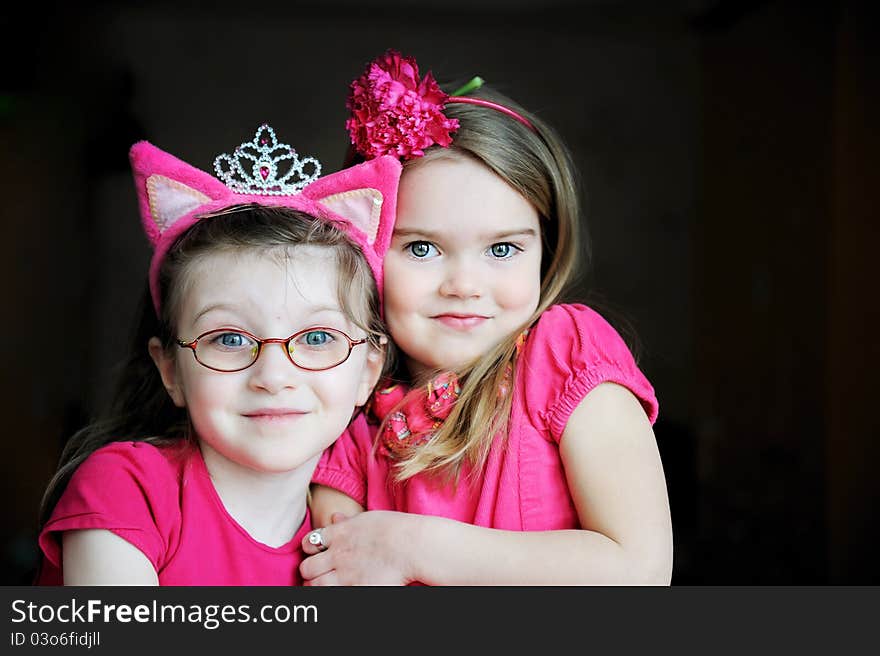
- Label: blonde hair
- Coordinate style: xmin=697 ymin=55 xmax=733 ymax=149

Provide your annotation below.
xmin=389 ymin=85 xmax=585 ymax=482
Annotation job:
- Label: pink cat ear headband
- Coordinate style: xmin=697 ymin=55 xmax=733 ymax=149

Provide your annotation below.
xmin=130 ymin=124 xmax=402 ymax=314
xmin=345 ymin=49 xmax=536 ymax=161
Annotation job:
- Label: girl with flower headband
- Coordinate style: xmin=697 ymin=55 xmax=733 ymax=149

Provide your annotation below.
xmin=35 ymin=125 xmax=401 ymax=585
xmin=301 ymin=51 xmax=673 ymax=584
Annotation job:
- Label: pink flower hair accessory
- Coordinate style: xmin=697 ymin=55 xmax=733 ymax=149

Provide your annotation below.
xmin=129 ymin=124 xmax=402 ymax=314
xmin=346 ymin=50 xmax=535 ymax=161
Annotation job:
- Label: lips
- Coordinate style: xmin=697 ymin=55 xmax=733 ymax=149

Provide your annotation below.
xmin=243 ymin=408 xmax=308 ymax=421
xmin=431 ymin=313 xmax=490 ymax=330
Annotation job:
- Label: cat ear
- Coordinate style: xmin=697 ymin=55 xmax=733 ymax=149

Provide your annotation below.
xmin=303 ymin=155 xmax=401 ymax=259
xmin=129 ymin=141 xmax=231 ymax=246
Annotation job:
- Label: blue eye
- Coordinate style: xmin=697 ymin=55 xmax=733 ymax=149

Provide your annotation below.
xmin=408 ymin=241 xmax=439 ymax=258
xmin=294 ymin=330 xmax=337 ymax=350
xmin=488 ymin=243 xmax=518 ymax=259
xmin=213 ymin=332 xmax=252 ymax=349
xmin=304 ymin=330 xmax=331 ymax=346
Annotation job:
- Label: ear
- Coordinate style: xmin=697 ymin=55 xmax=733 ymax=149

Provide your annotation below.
xmin=130 ymin=141 xmax=231 ymax=246
xmin=355 ymin=337 xmax=388 ymax=407
xmin=148 ymin=337 xmax=186 ymax=408
xmin=303 ymin=155 xmax=401 ymax=258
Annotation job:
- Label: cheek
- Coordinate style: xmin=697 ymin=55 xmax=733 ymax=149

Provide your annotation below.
xmin=317 ymin=357 xmax=367 ymax=396
xmin=384 ymin=265 xmax=427 ymax=318
xmin=343 ymin=356 xmax=369 ymax=389
xmin=494 ymin=263 xmax=542 ymax=311
xmin=383 ymin=279 xmax=424 ymax=343
xmin=176 ymin=366 xmax=235 ymax=408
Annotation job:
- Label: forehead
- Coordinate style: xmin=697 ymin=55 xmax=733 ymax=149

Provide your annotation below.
xmin=179 ymin=245 xmax=343 ymax=318
xmin=397 ymin=155 xmax=538 ymax=235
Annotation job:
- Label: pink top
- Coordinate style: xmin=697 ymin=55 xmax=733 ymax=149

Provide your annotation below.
xmin=313 ymin=303 xmax=659 ymax=530
xmin=37 ymin=441 xmax=312 ymax=586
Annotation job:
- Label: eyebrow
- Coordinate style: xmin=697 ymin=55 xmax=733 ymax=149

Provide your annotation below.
xmin=192 ymin=303 xmax=236 ymax=324
xmin=393 ymin=227 xmax=539 ymax=240
xmin=191 ymin=303 xmax=345 ymax=325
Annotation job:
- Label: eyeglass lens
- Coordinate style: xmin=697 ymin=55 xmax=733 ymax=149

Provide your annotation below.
xmin=193 ymin=328 xmax=354 ymax=371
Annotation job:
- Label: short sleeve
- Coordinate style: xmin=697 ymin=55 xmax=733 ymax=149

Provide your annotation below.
xmin=521 ymin=304 xmax=659 ymax=443
xmin=311 ymin=413 xmax=373 ymax=506
xmin=38 ymin=442 xmax=181 ymax=572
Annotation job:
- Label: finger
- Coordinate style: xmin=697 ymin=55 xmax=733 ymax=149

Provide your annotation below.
xmin=299 ymin=552 xmax=333 ymax=582
xmin=304 ymin=568 xmax=342 ymax=587
xmin=302 ymin=527 xmax=330 ymax=555
xmin=330 ymin=512 xmax=350 ymax=524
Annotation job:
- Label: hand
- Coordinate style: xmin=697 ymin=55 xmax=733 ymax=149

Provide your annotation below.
xmin=300 ymin=510 xmax=419 ymax=585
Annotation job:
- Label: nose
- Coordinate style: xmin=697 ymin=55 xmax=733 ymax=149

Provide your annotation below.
xmin=247 ymin=341 xmax=302 ymax=394
xmin=438 ymin=257 xmax=482 ymax=299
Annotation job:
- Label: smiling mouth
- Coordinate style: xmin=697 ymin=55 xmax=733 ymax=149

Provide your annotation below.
xmin=431 ymin=314 xmax=490 ymax=330
xmin=243 ymin=409 xmax=308 ymax=422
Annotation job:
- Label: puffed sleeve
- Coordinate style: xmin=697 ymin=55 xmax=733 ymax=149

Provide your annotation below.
xmin=521 ymin=304 xmax=659 ymax=443
xmin=38 ymin=441 xmax=181 ymax=573
xmin=311 ymin=412 xmax=373 ymax=506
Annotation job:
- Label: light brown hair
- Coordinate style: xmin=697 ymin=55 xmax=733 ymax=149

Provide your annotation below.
xmin=40 ymin=205 xmax=388 ymax=526
xmin=388 ymin=85 xmax=586 ymax=482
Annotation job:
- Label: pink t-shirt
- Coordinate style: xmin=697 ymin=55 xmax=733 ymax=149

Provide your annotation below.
xmin=312 ymin=303 xmax=659 ymax=530
xmin=37 ymin=441 xmax=312 ymax=585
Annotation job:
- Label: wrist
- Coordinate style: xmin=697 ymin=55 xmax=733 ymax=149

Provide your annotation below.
xmin=399 ymin=512 xmax=430 ymax=584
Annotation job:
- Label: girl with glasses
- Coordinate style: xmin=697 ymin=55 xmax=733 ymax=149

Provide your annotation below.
xmin=301 ymin=51 xmax=673 ymax=585
xmin=36 ymin=125 xmax=401 ymax=585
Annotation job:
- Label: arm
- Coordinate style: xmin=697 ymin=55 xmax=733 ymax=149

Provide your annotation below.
xmin=300 ymin=382 xmax=673 ymax=585
xmin=309 ymin=484 xmax=364 ymax=528
xmin=62 ymin=529 xmax=159 ymax=586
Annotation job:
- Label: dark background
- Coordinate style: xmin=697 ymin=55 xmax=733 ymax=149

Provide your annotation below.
xmin=1 ymin=0 xmax=876 ymax=585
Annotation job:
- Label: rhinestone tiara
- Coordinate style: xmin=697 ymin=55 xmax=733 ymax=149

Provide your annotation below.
xmin=213 ymin=124 xmax=321 ymax=195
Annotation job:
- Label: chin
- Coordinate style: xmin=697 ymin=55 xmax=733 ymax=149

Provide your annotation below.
xmin=245 ymin=449 xmax=319 ymax=474
xmin=445 ymin=348 xmax=488 ymax=370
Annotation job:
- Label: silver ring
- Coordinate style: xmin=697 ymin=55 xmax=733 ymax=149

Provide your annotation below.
xmin=307 ymin=529 xmax=328 ymax=552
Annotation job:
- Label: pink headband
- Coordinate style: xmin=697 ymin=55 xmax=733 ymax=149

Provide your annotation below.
xmin=346 ymin=50 xmax=535 ymax=161
xmin=130 ymin=124 xmax=402 ymax=314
